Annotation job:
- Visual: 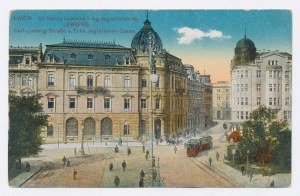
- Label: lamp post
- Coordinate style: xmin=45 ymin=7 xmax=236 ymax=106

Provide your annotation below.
xmin=246 ymin=150 xmax=250 ymax=172
xmin=232 ymin=149 xmax=236 ymax=166
xmin=148 ymin=31 xmax=158 ymax=187
xmin=80 ymin=121 xmax=85 ymax=155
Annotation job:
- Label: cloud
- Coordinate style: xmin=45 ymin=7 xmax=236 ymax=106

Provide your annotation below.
xmin=174 ymin=27 xmax=231 ymax=44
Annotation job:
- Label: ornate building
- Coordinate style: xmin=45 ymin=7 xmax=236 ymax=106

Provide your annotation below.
xmin=213 ymin=81 xmax=231 ymax=120
xmin=230 ymin=33 xmax=292 ymax=127
xmin=9 ymin=18 xmax=189 ymax=143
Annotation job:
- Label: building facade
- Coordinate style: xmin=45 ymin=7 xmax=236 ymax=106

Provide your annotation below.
xmin=230 ymin=33 xmax=292 ymax=127
xmin=9 ymin=18 xmax=190 ymax=143
xmin=185 ymin=64 xmax=211 ymax=136
xmin=213 ymin=81 xmax=231 ymax=120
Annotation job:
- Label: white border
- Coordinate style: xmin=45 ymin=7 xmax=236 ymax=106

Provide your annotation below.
xmin=1 ymin=1 xmax=299 ymax=196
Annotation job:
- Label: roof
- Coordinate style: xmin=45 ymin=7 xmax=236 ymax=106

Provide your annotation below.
xmin=42 ymin=39 xmax=136 ymax=66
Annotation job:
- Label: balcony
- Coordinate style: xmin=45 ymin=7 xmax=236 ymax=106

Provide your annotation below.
xmin=75 ymin=86 xmax=109 ymax=95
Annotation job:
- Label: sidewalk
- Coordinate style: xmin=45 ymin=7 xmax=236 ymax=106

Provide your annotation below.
xmin=9 ymin=165 xmax=43 ymax=187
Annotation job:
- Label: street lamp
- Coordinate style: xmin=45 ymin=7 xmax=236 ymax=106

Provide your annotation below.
xmin=80 ymin=120 xmax=85 ymax=155
xmin=148 ymin=30 xmax=158 ymax=187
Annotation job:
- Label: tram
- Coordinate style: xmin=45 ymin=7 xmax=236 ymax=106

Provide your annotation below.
xmin=186 ymin=136 xmax=213 ymax=157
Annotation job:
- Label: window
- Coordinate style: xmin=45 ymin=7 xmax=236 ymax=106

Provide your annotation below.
xmin=246 ymin=111 xmax=249 ymax=120
xmin=69 ymin=98 xmax=75 ymax=108
xmin=274 ymin=71 xmax=277 ymax=78
xmin=104 ymin=76 xmax=110 ymax=88
xmin=269 ymin=98 xmax=272 ymax=106
xmin=87 ymin=75 xmax=93 ymax=87
xmin=285 ymin=84 xmax=290 ymax=92
xmin=256 ymin=70 xmax=261 ymax=78
xmin=124 ymin=123 xmax=129 ymax=135
xmin=285 ymin=97 xmax=291 ymax=106
xmin=257 ymin=84 xmax=261 ymax=92
xmin=9 ymin=77 xmax=14 ymax=87
xmin=25 ymin=57 xmax=30 ymax=64
xmin=125 ymin=58 xmax=130 ymax=65
xmin=104 ymin=98 xmax=110 ymax=109
xmin=22 ymin=77 xmax=28 ymax=86
xmin=217 ymin=89 xmax=220 ymax=92
xmin=245 ymin=97 xmax=248 ymax=105
xmin=257 ymin=97 xmax=261 ymax=105
xmin=88 ymin=54 xmax=93 ymax=59
xmin=48 ymin=74 xmax=54 ymax=86
xmin=241 ymin=84 xmax=244 ymax=92
xmin=226 ymin=89 xmax=229 ymax=93
xmin=241 ymin=111 xmax=244 ymax=120
xmin=237 ymin=84 xmax=240 ymax=92
xmin=274 ymin=98 xmax=277 ymax=106
xmin=245 ymin=70 xmax=248 ymax=78
xmin=274 ymin=84 xmax=276 ymax=92
xmin=284 ymin=111 xmax=291 ymax=120
xmin=269 ymin=71 xmax=272 ymax=78
xmin=245 ymin=84 xmax=248 ymax=92
xmin=141 ymin=78 xmax=147 ymax=87
xmin=48 ymin=98 xmax=54 ymax=108
xmin=70 ymin=75 xmax=76 ymax=87
xmin=47 ymin=126 xmax=53 ymax=137
xmin=70 ymin=53 xmax=76 ymax=59
xmin=269 ymin=84 xmax=272 ymax=92
xmin=124 ymin=76 xmax=130 ymax=88
xmin=155 ymin=98 xmax=160 ymax=109
xmin=87 ymin=98 xmax=93 ymax=108
xmin=28 ymin=77 xmax=33 ymax=86
xmin=141 ymin=99 xmax=146 ymax=109
xmin=240 ymin=70 xmax=244 ymax=78
xmin=105 ymin=54 xmax=110 ymax=60
xmin=241 ymin=97 xmax=244 ymax=105
xmin=155 ymin=76 xmax=160 ymax=88
xmin=217 ymin=95 xmax=221 ymax=101
xmin=124 ymin=98 xmax=130 ymax=109
xmin=285 ymin=71 xmax=290 ymax=78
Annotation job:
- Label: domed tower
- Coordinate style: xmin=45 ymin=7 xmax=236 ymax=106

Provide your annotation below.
xmin=232 ymin=31 xmax=256 ymax=67
xmin=131 ymin=16 xmax=163 ymax=55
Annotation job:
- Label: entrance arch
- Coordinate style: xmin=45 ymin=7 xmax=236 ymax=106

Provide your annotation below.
xmin=154 ymin=119 xmax=161 ymax=139
xmin=84 ymin=118 xmax=96 ymax=136
xmin=101 ymin=117 xmax=112 ymax=136
xmin=66 ymin=118 xmax=78 ymax=137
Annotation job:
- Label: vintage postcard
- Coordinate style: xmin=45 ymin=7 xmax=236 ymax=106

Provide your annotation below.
xmin=8 ymin=9 xmax=292 ymax=189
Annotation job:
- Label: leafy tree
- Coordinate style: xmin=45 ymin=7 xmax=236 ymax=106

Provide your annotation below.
xmin=9 ymin=91 xmax=48 ymax=168
xmin=238 ymin=106 xmax=291 ymax=166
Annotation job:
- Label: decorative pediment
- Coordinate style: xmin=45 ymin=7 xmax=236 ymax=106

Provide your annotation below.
xmin=45 ymin=92 xmax=59 ymax=97
xmin=122 ymin=93 xmax=134 ymax=98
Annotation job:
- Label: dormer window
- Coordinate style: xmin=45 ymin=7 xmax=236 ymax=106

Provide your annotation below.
xmin=105 ymin=55 xmax=110 ymax=60
xmin=25 ymin=57 xmax=30 ymax=64
xmin=126 ymin=57 xmax=130 ymax=65
xmin=88 ymin=54 xmax=93 ymax=59
xmin=48 ymin=54 xmax=54 ymax=63
xmin=70 ymin=53 xmax=76 ymax=59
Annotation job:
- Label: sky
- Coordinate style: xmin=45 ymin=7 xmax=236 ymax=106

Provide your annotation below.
xmin=9 ymin=10 xmax=292 ymax=83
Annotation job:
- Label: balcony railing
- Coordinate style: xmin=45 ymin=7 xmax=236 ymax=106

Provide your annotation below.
xmin=75 ymin=86 xmax=109 ymax=95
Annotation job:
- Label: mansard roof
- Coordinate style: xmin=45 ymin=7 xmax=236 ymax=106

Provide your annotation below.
xmin=42 ymin=39 xmax=136 ymax=66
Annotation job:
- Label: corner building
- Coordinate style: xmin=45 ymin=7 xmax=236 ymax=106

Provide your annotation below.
xmin=9 ymin=18 xmax=188 ymax=143
xmin=230 ymin=33 xmax=292 ymax=128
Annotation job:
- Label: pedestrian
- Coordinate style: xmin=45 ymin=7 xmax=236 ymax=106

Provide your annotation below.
xmin=209 ymin=157 xmax=212 ymax=167
xmin=105 ymin=142 xmax=107 ymax=146
xmin=122 ymin=160 xmax=127 ymax=172
xmin=249 ymin=171 xmax=253 ymax=182
xmin=139 ymin=178 xmax=144 ymax=187
xmin=109 ymin=162 xmax=113 ymax=171
xmin=115 ymin=145 xmax=119 ymax=153
xmin=67 ymin=159 xmax=71 ymax=166
xmin=62 ymin=156 xmax=67 ymax=166
xmin=241 ymin=165 xmax=245 ymax=175
xmin=142 ymin=145 xmax=145 ymax=153
xmin=114 ymin=175 xmax=120 ymax=187
xmin=74 ymin=147 xmax=77 ymax=155
xmin=127 ymin=147 xmax=131 ymax=156
xmin=174 ymin=145 xmax=177 ymax=154
xmin=140 ymin=169 xmax=145 ymax=178
xmin=270 ymin=179 xmax=275 ymax=187
xmin=73 ymin=169 xmax=77 ymax=180
xmin=25 ymin=162 xmax=30 ymax=172
xmin=145 ymin=153 xmax=148 ymax=161
xmin=216 ymin=152 xmax=220 ymax=161
xmin=120 ymin=139 xmax=122 ymax=146
xmin=146 ymin=149 xmax=149 ymax=156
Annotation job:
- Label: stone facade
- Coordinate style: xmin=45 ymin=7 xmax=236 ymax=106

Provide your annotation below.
xmin=213 ymin=81 xmax=231 ymax=120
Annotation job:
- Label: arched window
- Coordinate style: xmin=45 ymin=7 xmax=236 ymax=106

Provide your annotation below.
xmin=104 ymin=76 xmax=110 ymax=88
xmin=125 ymin=57 xmax=130 ymax=65
xmin=105 ymin=54 xmax=110 ymax=60
xmin=87 ymin=75 xmax=93 ymax=87
xmin=70 ymin=53 xmax=76 ymax=59
xmin=123 ymin=121 xmax=130 ymax=135
xmin=101 ymin=118 xmax=112 ymax=136
xmin=28 ymin=77 xmax=33 ymax=86
xmin=70 ymin=75 xmax=76 ymax=87
xmin=25 ymin=58 xmax=30 ymax=64
xmin=88 ymin=53 xmax=93 ymax=59
xmin=66 ymin=118 xmax=78 ymax=136
xmin=84 ymin=118 xmax=96 ymax=136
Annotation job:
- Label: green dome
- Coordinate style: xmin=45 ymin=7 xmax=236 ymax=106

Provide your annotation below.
xmin=236 ymin=37 xmax=255 ymax=49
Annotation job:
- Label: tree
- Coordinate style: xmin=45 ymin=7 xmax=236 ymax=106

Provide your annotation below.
xmin=238 ymin=106 xmax=291 ymax=166
xmin=9 ymin=91 xmax=48 ymax=168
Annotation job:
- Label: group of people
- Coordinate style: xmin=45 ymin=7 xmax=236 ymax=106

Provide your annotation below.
xmin=110 ymin=160 xmax=127 ymax=187
xmin=62 ymin=156 xmax=71 ymax=167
